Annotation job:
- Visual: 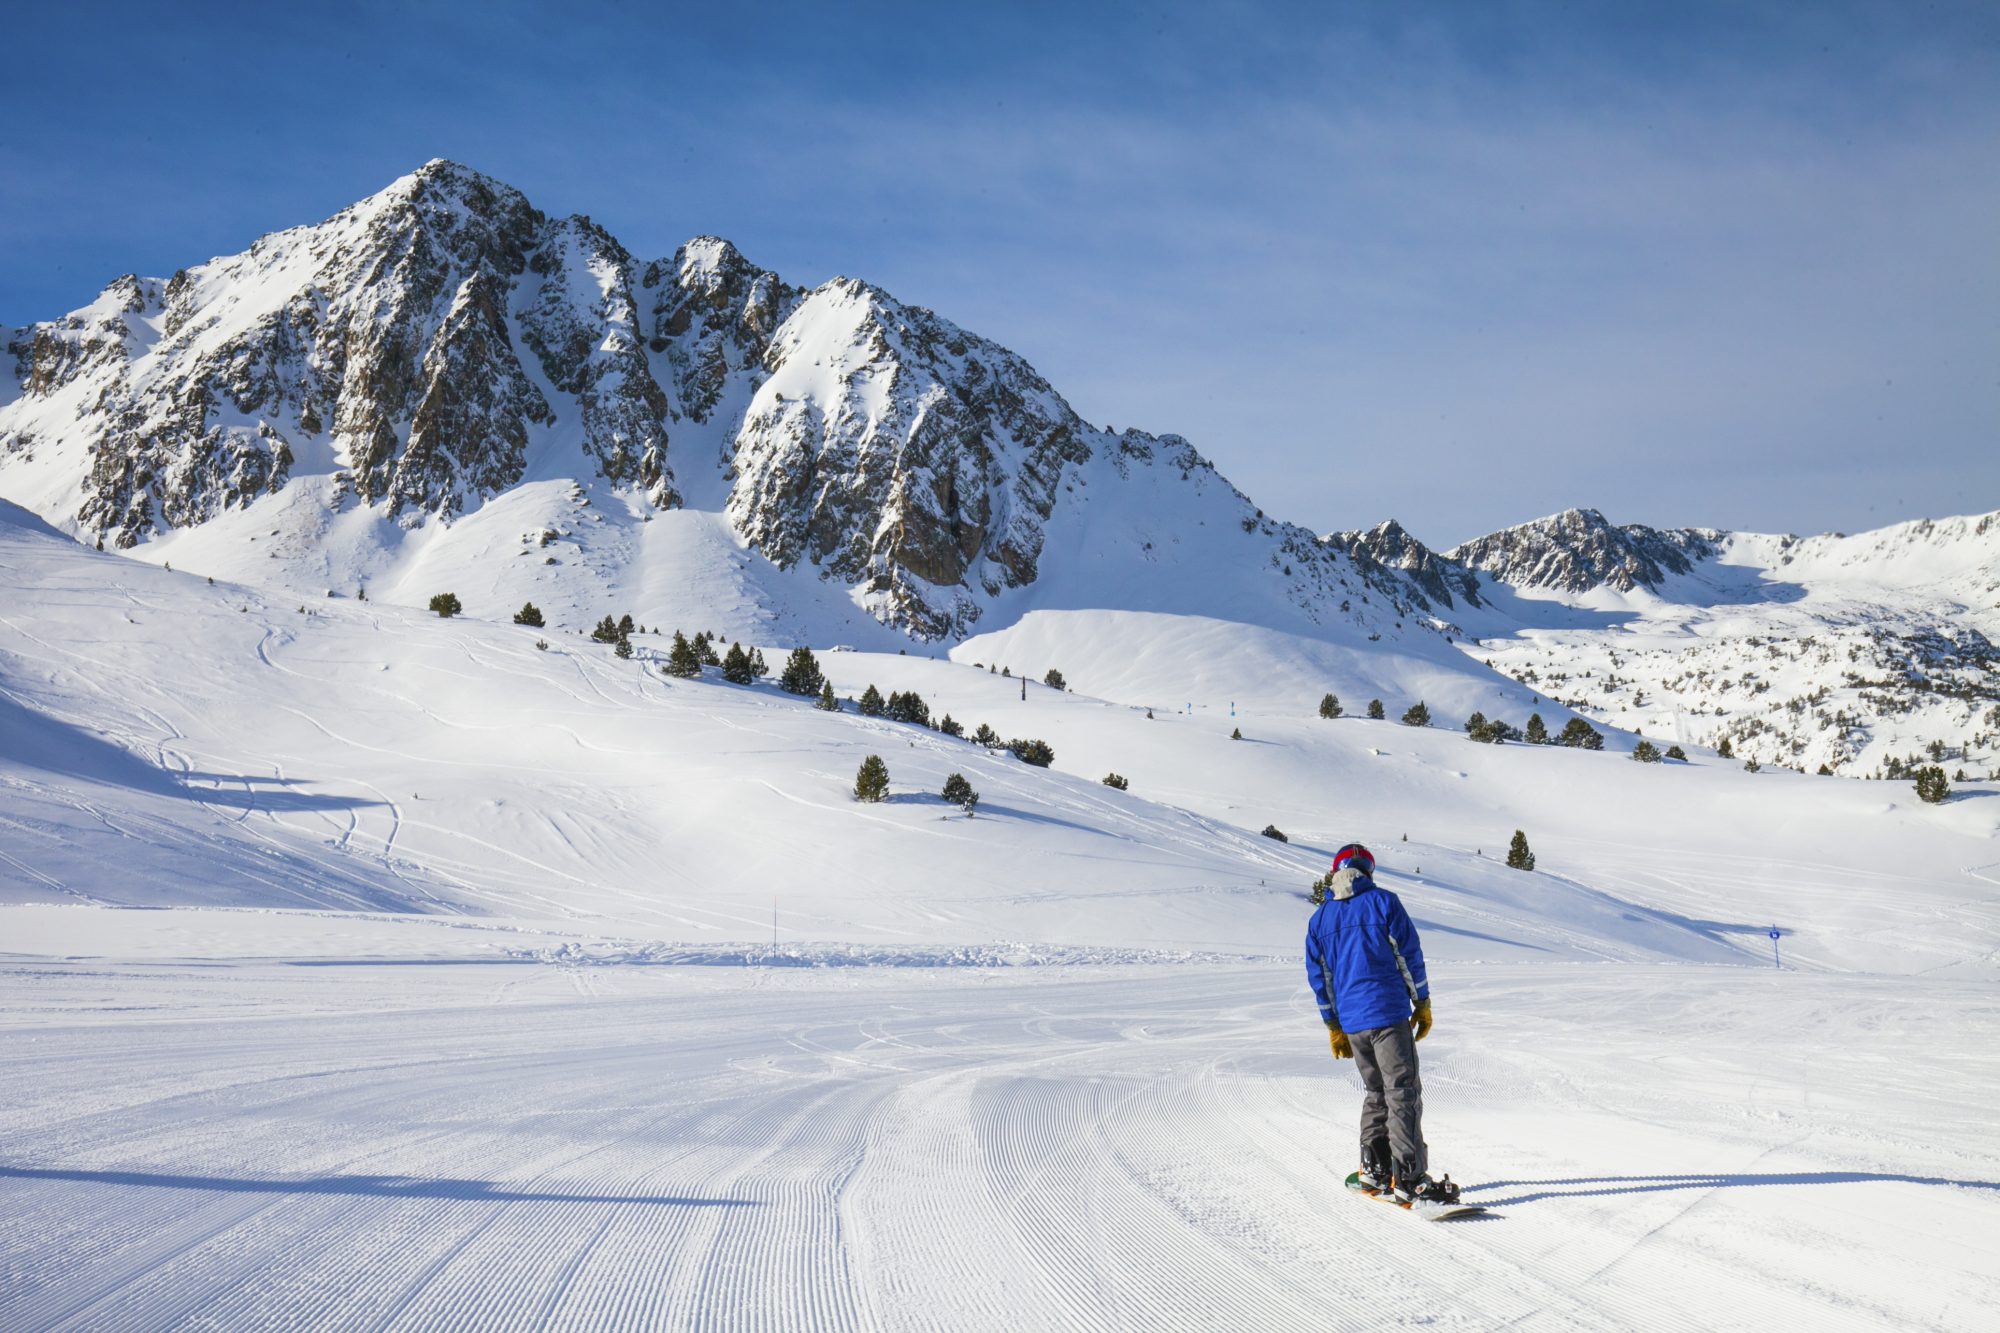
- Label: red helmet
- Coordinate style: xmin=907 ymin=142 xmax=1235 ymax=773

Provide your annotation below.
xmin=1331 ymin=843 xmax=1375 ymax=876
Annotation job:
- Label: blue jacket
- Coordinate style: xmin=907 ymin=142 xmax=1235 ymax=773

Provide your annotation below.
xmin=1305 ymin=869 xmax=1429 ymax=1034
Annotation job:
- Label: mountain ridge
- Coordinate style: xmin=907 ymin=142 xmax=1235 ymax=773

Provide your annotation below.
xmin=1 ymin=159 xmax=1440 ymax=646
xmin=4 ymin=161 xmax=1995 ymax=779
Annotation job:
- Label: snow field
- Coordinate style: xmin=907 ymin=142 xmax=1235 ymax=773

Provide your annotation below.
xmin=4 ymin=497 xmax=1999 ymax=1328
xmin=1 ymin=960 xmax=1995 ymax=1331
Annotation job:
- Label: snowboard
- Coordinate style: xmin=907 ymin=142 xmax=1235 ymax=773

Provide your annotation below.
xmin=1344 ymin=1171 xmax=1487 ymax=1220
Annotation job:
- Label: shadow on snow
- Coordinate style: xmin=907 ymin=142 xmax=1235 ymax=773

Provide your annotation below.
xmin=1465 ymin=1170 xmax=1999 ymax=1208
xmin=0 ymin=1165 xmax=757 ymax=1208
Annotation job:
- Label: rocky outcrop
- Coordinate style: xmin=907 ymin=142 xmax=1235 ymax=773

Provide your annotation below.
xmin=722 ymin=279 xmax=1093 ymax=636
xmin=1330 ymin=518 xmax=1484 ymax=611
xmin=2 ymin=161 xmax=685 ymax=545
xmin=1448 ymin=508 xmax=1719 ymax=594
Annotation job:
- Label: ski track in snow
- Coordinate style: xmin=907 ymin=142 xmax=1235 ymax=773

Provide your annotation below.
xmin=2 ymin=961 xmax=1995 ymax=1332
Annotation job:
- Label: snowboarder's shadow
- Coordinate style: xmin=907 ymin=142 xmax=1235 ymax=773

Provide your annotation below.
xmin=1466 ymin=1170 xmax=1999 ymax=1208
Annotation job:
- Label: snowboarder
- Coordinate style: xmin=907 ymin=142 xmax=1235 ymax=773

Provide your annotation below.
xmin=1305 ymin=842 xmax=1459 ymax=1204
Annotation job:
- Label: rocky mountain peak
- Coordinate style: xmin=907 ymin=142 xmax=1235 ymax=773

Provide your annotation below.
xmin=1326 ymin=517 xmax=1485 ymax=612
xmin=1448 ymin=508 xmax=1719 ymax=594
xmin=2 ymin=161 xmax=1415 ymax=646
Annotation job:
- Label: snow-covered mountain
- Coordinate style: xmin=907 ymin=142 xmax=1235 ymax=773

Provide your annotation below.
xmin=7 ymin=161 xmax=1992 ymax=776
xmin=0 ymin=159 xmax=1443 ymax=656
xmin=1338 ymin=507 xmax=2000 ymax=778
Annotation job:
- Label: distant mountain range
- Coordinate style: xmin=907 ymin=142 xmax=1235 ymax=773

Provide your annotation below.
xmin=3 ymin=162 xmax=1994 ymax=777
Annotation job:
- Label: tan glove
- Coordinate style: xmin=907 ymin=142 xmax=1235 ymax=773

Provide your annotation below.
xmin=1329 ymin=1027 xmax=1353 ymax=1059
xmin=1411 ymin=997 xmax=1433 ymax=1042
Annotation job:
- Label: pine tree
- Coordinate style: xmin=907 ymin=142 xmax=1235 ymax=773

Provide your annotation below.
xmin=1319 ymin=692 xmax=1342 ymax=719
xmin=1506 ymin=830 xmax=1535 ymax=871
xmin=429 ymin=592 xmax=462 ymax=618
xmin=854 ymin=755 xmax=890 ymax=802
xmin=779 ymin=647 xmax=824 ymax=695
xmin=1367 ymin=699 xmax=1385 ymax=720
xmin=1261 ymin=824 xmax=1288 ymax=842
xmin=1043 ymin=668 xmax=1066 ymax=690
xmin=1914 ymin=766 xmax=1951 ymax=804
xmin=618 ymin=613 xmax=635 ymax=639
xmin=973 ymin=723 xmax=1000 ymax=747
xmin=941 ymin=772 xmax=974 ymax=805
xmin=1557 ymin=718 xmax=1604 ymax=750
xmin=1231 ymin=727 xmax=1243 ymax=740
xmin=1102 ymin=772 xmax=1129 ymax=790
xmin=513 ymin=602 xmax=545 ymax=627
xmin=859 ymin=684 xmax=885 ymax=717
xmin=591 ymin=616 xmax=620 ymax=644
xmin=1666 ymin=745 xmax=1687 ymax=761
xmin=1524 ymin=712 xmax=1549 ymax=744
xmin=614 ymin=635 xmax=633 ymax=660
xmin=886 ymin=690 xmax=931 ymax=727
xmin=816 ymin=681 xmax=840 ymax=711
xmin=721 ymin=641 xmax=754 ymax=684
xmin=749 ymin=647 xmax=769 ymax=679
xmin=1464 ymin=711 xmax=1487 ymax=735
xmin=1816 ymin=762 xmax=1834 ymax=775
xmin=1401 ymin=701 xmax=1431 ymax=727
xmin=1007 ymin=737 xmax=1055 ymax=767
xmin=938 ymin=714 xmax=963 ymax=737
xmin=1717 ymin=736 xmax=1734 ymax=759
xmin=1744 ymin=757 xmax=1762 ymax=773
xmin=693 ymin=632 xmax=720 ymax=667
xmin=1309 ymin=872 xmax=1332 ymax=906
xmin=663 ymin=631 xmax=702 ymax=678
xmin=1632 ymin=740 xmax=1661 ymax=763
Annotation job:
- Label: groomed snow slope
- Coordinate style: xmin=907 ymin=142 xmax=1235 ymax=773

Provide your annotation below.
xmin=3 ymin=501 xmax=1999 ymax=1330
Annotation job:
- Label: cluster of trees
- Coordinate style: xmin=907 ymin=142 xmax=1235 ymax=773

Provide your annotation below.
xmin=1320 ymin=689 xmax=1707 ymax=766
xmin=592 ymin=613 xmax=639 ymax=660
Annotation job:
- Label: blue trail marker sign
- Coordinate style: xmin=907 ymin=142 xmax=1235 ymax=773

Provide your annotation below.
xmin=1769 ymin=926 xmax=1782 ymax=969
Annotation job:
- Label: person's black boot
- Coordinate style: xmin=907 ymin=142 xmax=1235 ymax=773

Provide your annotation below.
xmin=1357 ymin=1139 xmax=1393 ymax=1191
xmin=1392 ymin=1164 xmax=1461 ymax=1205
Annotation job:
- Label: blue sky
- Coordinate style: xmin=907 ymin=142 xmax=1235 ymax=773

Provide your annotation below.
xmin=3 ymin=1 xmax=1993 ymax=544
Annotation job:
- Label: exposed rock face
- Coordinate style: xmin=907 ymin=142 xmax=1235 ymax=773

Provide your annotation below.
xmin=721 ymin=279 xmax=1094 ymax=637
xmin=1330 ymin=518 xmax=1484 ymax=611
xmin=1448 ymin=508 xmax=1719 ymax=594
xmin=2 ymin=161 xmax=682 ymax=544
xmin=642 ymin=237 xmax=796 ymax=426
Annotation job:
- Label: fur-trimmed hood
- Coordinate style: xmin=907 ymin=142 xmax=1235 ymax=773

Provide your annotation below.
xmin=1329 ymin=867 xmax=1373 ymax=901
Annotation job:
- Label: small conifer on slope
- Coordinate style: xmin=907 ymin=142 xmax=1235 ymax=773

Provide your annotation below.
xmin=662 ymin=631 xmax=703 ymax=679
xmin=854 ymin=756 xmax=890 ymax=802
xmin=779 ymin=647 xmax=824 ymax=696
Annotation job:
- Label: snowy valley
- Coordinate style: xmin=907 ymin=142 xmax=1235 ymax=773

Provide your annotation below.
xmin=2 ymin=163 xmax=1998 ymax=1331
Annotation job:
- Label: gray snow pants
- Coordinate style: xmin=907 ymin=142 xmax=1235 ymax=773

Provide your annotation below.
xmin=1352 ymin=1020 xmax=1426 ymax=1177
